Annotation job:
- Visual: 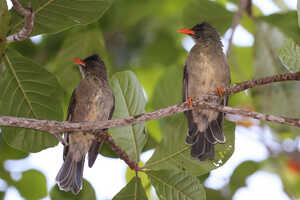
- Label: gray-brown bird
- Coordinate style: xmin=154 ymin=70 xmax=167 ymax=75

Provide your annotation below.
xmin=56 ymin=54 xmax=115 ymax=194
xmin=179 ymin=22 xmax=231 ymax=161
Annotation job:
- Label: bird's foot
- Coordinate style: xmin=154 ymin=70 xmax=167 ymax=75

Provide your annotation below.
xmin=216 ymin=87 xmax=223 ymax=97
xmin=187 ymin=97 xmax=193 ymax=108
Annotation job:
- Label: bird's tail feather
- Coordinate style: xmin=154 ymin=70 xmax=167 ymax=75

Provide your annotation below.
xmin=186 ymin=118 xmax=225 ymax=161
xmin=56 ymin=152 xmax=85 ymax=195
xmin=88 ymin=136 xmax=105 ymax=168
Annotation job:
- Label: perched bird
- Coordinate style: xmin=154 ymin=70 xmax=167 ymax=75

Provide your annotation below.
xmin=178 ymin=22 xmax=231 ymax=161
xmin=56 ymin=54 xmax=115 ymax=194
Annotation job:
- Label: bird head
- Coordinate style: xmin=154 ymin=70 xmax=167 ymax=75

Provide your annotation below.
xmin=72 ymin=54 xmax=107 ymax=79
xmin=178 ymin=22 xmax=221 ymax=44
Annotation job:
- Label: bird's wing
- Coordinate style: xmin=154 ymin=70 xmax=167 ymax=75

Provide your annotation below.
xmin=63 ymin=88 xmax=77 ymax=160
xmin=183 ymin=64 xmax=199 ymax=144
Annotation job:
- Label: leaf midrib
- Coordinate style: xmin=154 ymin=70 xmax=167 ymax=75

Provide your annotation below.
xmin=147 ymin=172 xmax=194 ymax=200
xmin=117 ymin=76 xmax=139 ymax=162
xmin=5 ymin=55 xmax=38 ymax=118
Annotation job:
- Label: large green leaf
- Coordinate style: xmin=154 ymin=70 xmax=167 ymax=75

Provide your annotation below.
xmin=0 ymin=0 xmax=10 ymax=60
xmin=50 ymin=179 xmax=96 ymax=200
xmin=259 ymin=12 xmax=300 ymax=43
xmin=110 ymin=71 xmax=147 ymax=162
xmin=0 ymin=133 xmax=28 ymax=163
xmin=147 ymin=170 xmax=206 ymax=200
xmin=146 ymin=65 xmax=235 ymax=176
xmin=253 ymin=22 xmax=300 ymax=134
xmin=15 ymin=169 xmax=47 ymax=200
xmin=0 ymin=48 xmax=64 ymax=152
xmin=278 ymin=39 xmax=300 ymax=72
xmin=46 ymin=25 xmax=109 ymax=93
xmin=181 ymin=0 xmax=233 ymax=34
xmin=113 ymin=176 xmax=148 ymax=200
xmin=9 ymin=0 xmax=112 ymax=36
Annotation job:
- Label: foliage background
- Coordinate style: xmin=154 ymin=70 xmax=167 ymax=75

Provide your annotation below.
xmin=0 ymin=0 xmax=300 ymax=199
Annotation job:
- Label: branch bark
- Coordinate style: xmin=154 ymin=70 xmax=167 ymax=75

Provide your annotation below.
xmin=0 ymin=71 xmax=300 ymax=134
xmin=6 ymin=0 xmax=35 ymax=43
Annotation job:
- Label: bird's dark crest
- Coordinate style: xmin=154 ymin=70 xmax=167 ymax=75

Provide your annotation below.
xmin=191 ymin=22 xmax=212 ymax=32
xmin=83 ymin=54 xmax=100 ymax=62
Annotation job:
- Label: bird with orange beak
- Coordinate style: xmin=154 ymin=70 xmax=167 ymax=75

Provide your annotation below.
xmin=56 ymin=54 xmax=115 ymax=194
xmin=178 ymin=22 xmax=231 ymax=161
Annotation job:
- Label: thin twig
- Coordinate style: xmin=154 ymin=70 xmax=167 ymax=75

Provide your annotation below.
xmin=0 ymin=71 xmax=300 ymax=134
xmin=104 ymin=131 xmax=141 ymax=172
xmin=6 ymin=0 xmax=34 ymax=43
xmin=226 ymin=0 xmax=249 ymax=57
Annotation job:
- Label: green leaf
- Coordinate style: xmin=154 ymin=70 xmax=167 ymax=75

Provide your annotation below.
xmin=113 ymin=176 xmax=148 ymax=200
xmin=298 ymin=0 xmax=300 ymax=27
xmin=110 ymin=71 xmax=147 ymax=162
xmin=50 ymin=179 xmax=96 ymax=200
xmin=0 ymin=0 xmax=10 ymax=60
xmin=146 ymin=66 xmax=235 ymax=176
xmin=0 ymin=133 xmax=28 ymax=163
xmin=229 ymin=161 xmax=260 ymax=194
xmin=182 ymin=0 xmax=233 ymax=34
xmin=259 ymin=12 xmax=300 ymax=43
xmin=278 ymin=39 xmax=300 ymax=72
xmin=10 ymin=0 xmax=112 ymax=36
xmin=0 ymin=48 xmax=64 ymax=152
xmin=147 ymin=170 xmax=206 ymax=200
xmin=253 ymin=22 xmax=300 ymax=133
xmin=126 ymin=164 xmax=151 ymax=197
xmin=15 ymin=169 xmax=47 ymax=200
xmin=46 ymin=25 xmax=109 ymax=93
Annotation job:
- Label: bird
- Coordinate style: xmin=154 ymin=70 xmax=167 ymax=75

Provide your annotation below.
xmin=178 ymin=22 xmax=231 ymax=161
xmin=56 ymin=54 xmax=115 ymax=194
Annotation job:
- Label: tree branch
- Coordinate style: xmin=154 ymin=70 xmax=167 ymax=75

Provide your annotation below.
xmin=226 ymin=0 xmax=250 ymax=57
xmin=0 ymin=71 xmax=300 ymax=134
xmin=6 ymin=0 xmax=35 ymax=43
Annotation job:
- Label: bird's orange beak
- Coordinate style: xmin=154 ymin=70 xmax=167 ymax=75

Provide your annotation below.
xmin=72 ymin=58 xmax=86 ymax=67
xmin=178 ymin=28 xmax=195 ymax=35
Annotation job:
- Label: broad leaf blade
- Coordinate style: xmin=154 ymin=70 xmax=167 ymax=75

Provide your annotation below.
xmin=0 ymin=0 xmax=10 ymax=60
xmin=113 ymin=177 xmax=148 ymax=200
xmin=15 ymin=169 xmax=47 ymax=200
xmin=10 ymin=0 xmax=112 ymax=36
xmin=278 ymin=39 xmax=300 ymax=72
xmin=50 ymin=179 xmax=96 ymax=200
xmin=0 ymin=48 xmax=64 ymax=152
xmin=147 ymin=170 xmax=206 ymax=200
xmin=110 ymin=71 xmax=147 ymax=162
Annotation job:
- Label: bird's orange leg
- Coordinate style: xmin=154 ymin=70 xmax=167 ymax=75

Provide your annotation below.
xmin=187 ymin=97 xmax=193 ymax=108
xmin=216 ymin=87 xmax=223 ymax=97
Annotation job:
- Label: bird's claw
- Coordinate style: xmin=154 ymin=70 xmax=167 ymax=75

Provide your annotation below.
xmin=216 ymin=87 xmax=223 ymax=97
xmin=187 ymin=97 xmax=193 ymax=108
